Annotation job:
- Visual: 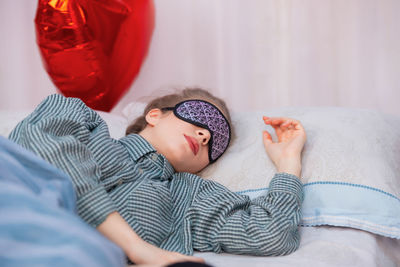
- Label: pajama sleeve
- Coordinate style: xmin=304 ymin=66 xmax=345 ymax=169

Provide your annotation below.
xmin=8 ymin=94 xmax=117 ymax=227
xmin=188 ymin=172 xmax=303 ymax=256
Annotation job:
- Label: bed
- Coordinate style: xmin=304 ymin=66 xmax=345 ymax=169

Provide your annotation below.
xmin=1 ymin=102 xmax=399 ymax=267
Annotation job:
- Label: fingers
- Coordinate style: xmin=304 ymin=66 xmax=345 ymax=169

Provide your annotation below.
xmin=263 ymin=116 xmax=305 ymax=142
xmin=185 ymin=256 xmax=205 ymax=263
xmin=263 ymin=116 xmax=283 ymax=138
xmin=263 ymin=116 xmax=302 ymax=130
xmin=262 ymin=130 xmax=273 ymax=145
xmin=173 ymin=252 xmax=205 ymax=264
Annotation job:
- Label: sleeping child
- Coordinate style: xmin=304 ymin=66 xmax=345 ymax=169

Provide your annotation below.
xmin=8 ymin=87 xmax=307 ymax=266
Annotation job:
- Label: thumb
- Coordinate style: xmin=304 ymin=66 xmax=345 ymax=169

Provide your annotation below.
xmin=263 ymin=131 xmax=273 ymax=145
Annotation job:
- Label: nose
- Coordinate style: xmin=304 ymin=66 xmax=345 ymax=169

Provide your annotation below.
xmin=196 ymin=128 xmax=211 ymax=145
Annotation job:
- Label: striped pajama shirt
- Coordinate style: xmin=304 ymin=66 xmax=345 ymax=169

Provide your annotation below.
xmin=9 ymin=94 xmax=303 ymax=256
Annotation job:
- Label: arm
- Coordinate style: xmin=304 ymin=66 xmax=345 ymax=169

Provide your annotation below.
xmin=8 ymin=94 xmax=116 ymax=227
xmin=189 ymin=172 xmax=303 ymax=256
xmin=189 ymin=116 xmax=306 ymax=256
xmin=9 ymin=95 xmax=203 ymax=265
xmin=98 ymin=211 xmax=204 ymax=265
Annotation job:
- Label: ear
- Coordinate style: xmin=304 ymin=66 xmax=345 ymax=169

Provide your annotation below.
xmin=144 ymin=108 xmax=163 ymax=127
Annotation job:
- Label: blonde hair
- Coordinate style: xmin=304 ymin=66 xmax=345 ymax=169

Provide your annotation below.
xmin=125 ymin=87 xmax=234 ymax=140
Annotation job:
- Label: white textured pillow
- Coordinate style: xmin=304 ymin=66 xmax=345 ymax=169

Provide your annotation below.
xmin=195 ymin=106 xmax=400 ymax=239
xmin=0 ymin=110 xmax=31 ymax=137
xmin=199 ymin=107 xmax=400 ymax=196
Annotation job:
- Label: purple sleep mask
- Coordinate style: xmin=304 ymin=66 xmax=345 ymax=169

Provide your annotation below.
xmin=162 ymin=100 xmax=231 ymax=163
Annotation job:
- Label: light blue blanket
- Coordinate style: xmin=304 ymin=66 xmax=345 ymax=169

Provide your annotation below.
xmin=0 ymin=136 xmax=124 ymax=267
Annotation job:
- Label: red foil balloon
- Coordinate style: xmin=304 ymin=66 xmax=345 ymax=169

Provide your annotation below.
xmin=35 ymin=0 xmax=155 ymax=111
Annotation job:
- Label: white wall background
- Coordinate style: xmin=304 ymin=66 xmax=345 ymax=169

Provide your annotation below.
xmin=0 ymin=0 xmax=399 ymax=116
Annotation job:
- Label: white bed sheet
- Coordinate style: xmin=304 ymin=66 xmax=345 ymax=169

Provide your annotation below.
xmin=1 ymin=108 xmax=399 ymax=267
xmin=195 ymin=226 xmax=400 ymax=267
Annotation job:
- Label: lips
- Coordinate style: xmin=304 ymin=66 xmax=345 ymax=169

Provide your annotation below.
xmin=184 ymin=134 xmax=199 ymax=155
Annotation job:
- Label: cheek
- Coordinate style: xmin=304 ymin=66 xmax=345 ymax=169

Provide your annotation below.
xmin=197 ymin=151 xmax=210 ymax=169
xmin=202 ymin=145 xmax=210 ymax=162
xmin=164 ymin=134 xmax=187 ymax=159
xmin=163 ymin=138 xmax=183 ymax=156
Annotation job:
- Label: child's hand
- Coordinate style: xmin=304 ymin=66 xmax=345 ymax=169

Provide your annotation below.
xmin=262 ymin=116 xmax=306 ymax=177
xmin=98 ymin=211 xmax=205 ymax=266
xmin=127 ymin=238 xmax=205 ymax=265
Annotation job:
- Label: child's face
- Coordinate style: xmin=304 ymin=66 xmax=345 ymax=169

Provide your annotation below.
xmin=141 ymin=109 xmax=211 ymax=173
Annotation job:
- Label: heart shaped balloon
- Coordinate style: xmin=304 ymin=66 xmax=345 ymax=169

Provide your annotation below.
xmin=35 ymin=0 xmax=155 ymax=111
